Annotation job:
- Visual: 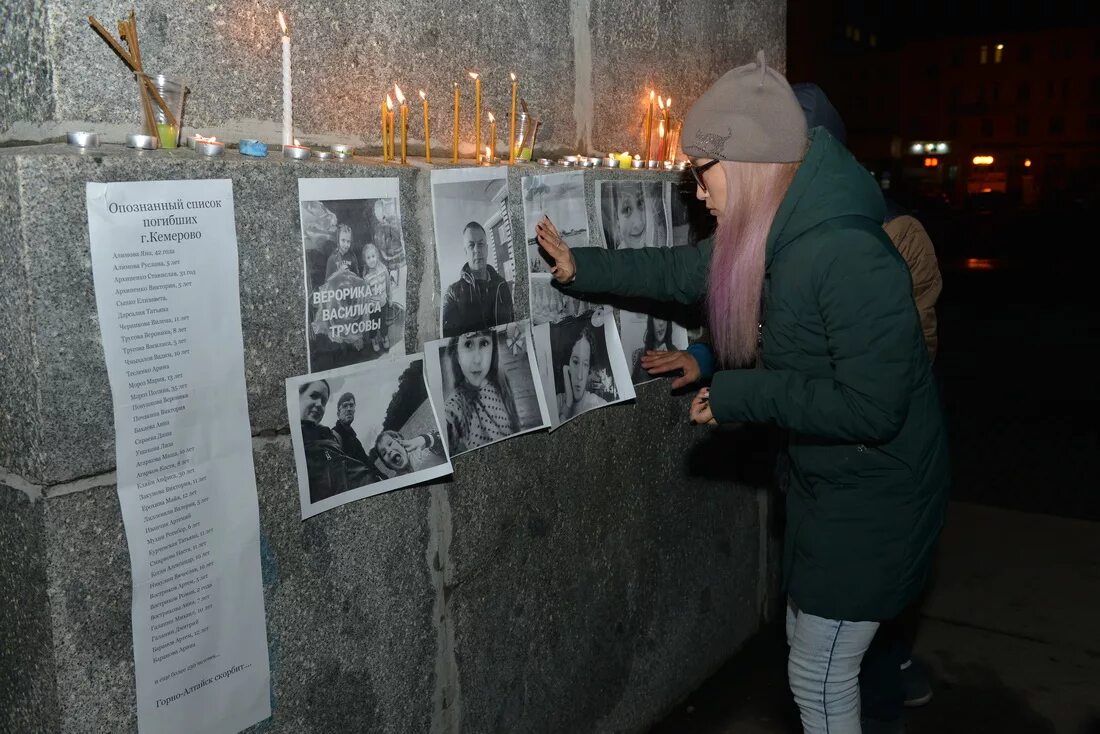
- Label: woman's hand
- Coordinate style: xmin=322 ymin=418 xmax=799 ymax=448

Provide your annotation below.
xmin=560 ymin=365 xmax=575 ymax=417
xmin=535 ymin=216 xmax=576 ymax=285
xmin=690 ymin=387 xmax=717 ymax=425
xmin=642 ymin=350 xmax=700 ymax=390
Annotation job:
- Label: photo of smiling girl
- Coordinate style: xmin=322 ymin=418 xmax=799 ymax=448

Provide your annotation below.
xmin=424 ymin=321 xmax=551 ymax=457
xmin=596 ymin=180 xmax=670 ymax=250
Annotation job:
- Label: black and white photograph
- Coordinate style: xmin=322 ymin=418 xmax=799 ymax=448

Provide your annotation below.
xmin=619 ymin=310 xmax=690 ymax=384
xmin=596 ymin=180 xmax=670 ymax=250
xmin=286 ymin=353 xmax=452 ymax=519
xmin=521 ymin=171 xmax=590 ymax=274
xmin=431 ymin=168 xmax=516 ymax=338
xmin=299 ymin=178 xmax=408 ymax=372
xmin=424 ymin=320 xmax=550 ymax=457
xmin=533 ymin=308 xmax=636 ymax=430
xmin=529 ymin=273 xmax=606 ymax=327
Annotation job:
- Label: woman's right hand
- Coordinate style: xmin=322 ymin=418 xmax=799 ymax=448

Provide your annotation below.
xmin=536 ymin=216 xmax=576 ymax=285
xmin=641 ymin=350 xmax=701 ymax=390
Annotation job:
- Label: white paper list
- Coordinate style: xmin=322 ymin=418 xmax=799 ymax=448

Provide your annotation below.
xmin=86 ymin=180 xmax=271 ymax=734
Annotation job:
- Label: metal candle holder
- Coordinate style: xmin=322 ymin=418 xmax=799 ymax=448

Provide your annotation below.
xmin=66 ymin=131 xmax=100 ymax=148
xmin=283 ymin=144 xmax=311 ymax=160
xmin=127 ymin=133 xmax=158 ymax=150
xmin=195 ymin=140 xmax=224 ymax=157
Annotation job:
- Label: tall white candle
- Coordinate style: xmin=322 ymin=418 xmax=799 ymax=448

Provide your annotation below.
xmin=278 ymin=12 xmax=293 ymax=147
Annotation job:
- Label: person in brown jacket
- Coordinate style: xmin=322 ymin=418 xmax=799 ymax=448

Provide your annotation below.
xmin=883 ymin=211 xmax=941 ymax=362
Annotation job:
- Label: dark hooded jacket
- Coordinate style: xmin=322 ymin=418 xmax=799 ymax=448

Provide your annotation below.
xmin=564 ymin=128 xmax=949 ymax=621
xmin=441 ymin=263 xmax=514 ymax=337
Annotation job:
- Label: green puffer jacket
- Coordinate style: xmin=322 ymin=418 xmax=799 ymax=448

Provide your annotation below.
xmin=566 ymin=127 xmax=949 ymax=622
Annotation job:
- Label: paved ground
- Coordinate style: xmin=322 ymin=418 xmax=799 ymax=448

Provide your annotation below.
xmin=650 ymin=501 xmax=1100 ymax=733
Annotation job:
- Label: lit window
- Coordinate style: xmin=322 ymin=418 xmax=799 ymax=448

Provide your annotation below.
xmin=995 ymin=44 xmax=1004 ymax=63
xmin=854 ymin=27 xmax=861 ymax=42
xmin=980 ymin=45 xmax=988 ymax=64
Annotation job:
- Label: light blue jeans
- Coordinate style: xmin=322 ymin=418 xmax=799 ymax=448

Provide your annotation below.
xmin=787 ymin=600 xmax=880 ymax=734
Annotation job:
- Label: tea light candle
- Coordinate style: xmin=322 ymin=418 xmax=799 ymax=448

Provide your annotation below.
xmin=602 ymin=156 xmax=618 ymax=168
xmin=283 ymin=139 xmax=310 ymax=160
xmin=313 ymin=149 xmax=332 ymax=160
xmin=646 ymin=159 xmax=660 ymax=169
xmin=66 ymin=131 xmax=100 ymax=148
xmin=616 ymin=151 xmax=632 ymax=169
xmin=631 ymin=155 xmax=645 ymax=169
xmin=239 ymin=139 xmax=268 ymax=157
xmin=127 ymin=133 xmax=158 ymax=150
xmin=537 ymin=158 xmax=553 ymax=167
xmin=332 ymin=144 xmax=354 ymax=156
xmin=195 ymin=137 xmax=224 ymax=157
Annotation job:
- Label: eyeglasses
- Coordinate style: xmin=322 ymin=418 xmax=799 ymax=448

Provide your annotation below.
xmin=689 ymin=159 xmax=720 ymax=192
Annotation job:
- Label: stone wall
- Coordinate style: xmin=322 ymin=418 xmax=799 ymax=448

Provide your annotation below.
xmin=0 ymin=0 xmax=786 ymax=155
xmin=0 ymin=144 xmax=780 ymax=732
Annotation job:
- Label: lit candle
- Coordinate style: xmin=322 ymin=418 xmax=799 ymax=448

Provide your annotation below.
xmin=487 ymin=112 xmax=496 ymax=162
xmin=469 ymin=72 xmax=481 ymax=162
xmin=484 ymin=145 xmax=492 ymax=165
xmin=508 ymin=72 xmax=518 ymax=164
xmin=664 ymin=97 xmax=673 ymax=162
xmin=632 ymin=153 xmax=644 ymax=169
xmin=420 ymin=90 xmax=431 ymax=163
xmin=452 ymin=82 xmax=460 ymax=163
xmin=617 ymin=150 xmax=632 ymax=169
xmin=195 ymin=135 xmax=224 ymax=158
xmin=657 ymin=119 xmax=666 ymax=161
xmin=283 ymin=137 xmax=310 ymax=160
xmin=643 ymin=90 xmax=655 ymax=162
xmin=385 ymin=94 xmax=395 ymax=162
xmin=395 ymin=84 xmax=408 ymax=164
xmin=277 ymin=12 xmax=293 ymax=147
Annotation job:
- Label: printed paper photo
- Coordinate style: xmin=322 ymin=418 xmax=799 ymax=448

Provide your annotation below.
xmin=529 ymin=273 xmax=606 ymax=327
xmin=431 ymin=168 xmax=516 ymax=337
xmin=532 ymin=307 xmax=636 ymax=430
xmin=424 ymin=320 xmax=550 ymax=456
xmin=521 ymin=171 xmax=589 ymax=274
xmin=596 ymin=180 xmax=670 ymax=250
xmin=299 ymin=178 xmax=407 ymax=372
xmin=619 ymin=310 xmax=689 ymax=384
xmin=286 ymin=354 xmax=452 ymax=519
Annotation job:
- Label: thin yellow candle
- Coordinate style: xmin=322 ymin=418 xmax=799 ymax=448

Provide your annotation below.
xmin=395 ymin=84 xmax=408 ymax=164
xmin=469 ymin=71 xmax=481 ymax=162
xmin=385 ymin=94 xmax=395 ymax=162
xmin=452 ymin=83 xmax=460 ymax=163
xmin=508 ymin=72 xmax=518 ymax=164
xmin=657 ymin=119 xmax=666 ymax=161
xmin=487 ymin=112 xmax=496 ymax=162
xmin=643 ymin=89 xmax=655 ymax=161
xmin=380 ymin=97 xmax=388 ymax=159
xmin=420 ymin=89 xmax=431 ymax=163
xmin=664 ymin=97 xmax=673 ymax=161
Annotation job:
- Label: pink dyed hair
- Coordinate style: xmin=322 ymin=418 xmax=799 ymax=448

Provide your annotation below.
xmin=706 ymin=160 xmax=799 ymax=367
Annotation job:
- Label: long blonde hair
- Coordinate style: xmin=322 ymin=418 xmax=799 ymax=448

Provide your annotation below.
xmin=706 ymin=160 xmax=799 ymax=367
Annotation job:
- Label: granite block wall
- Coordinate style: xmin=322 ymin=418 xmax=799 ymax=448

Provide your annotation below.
xmin=0 ymin=0 xmax=786 ymax=156
xmin=0 ymin=130 xmax=778 ymax=733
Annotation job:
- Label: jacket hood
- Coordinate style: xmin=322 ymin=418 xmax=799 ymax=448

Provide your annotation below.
xmin=792 ymin=83 xmax=847 ymax=145
xmin=766 ymin=126 xmax=885 ymax=267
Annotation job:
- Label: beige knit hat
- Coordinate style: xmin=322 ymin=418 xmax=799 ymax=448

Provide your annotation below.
xmin=681 ymin=51 xmax=807 ymax=163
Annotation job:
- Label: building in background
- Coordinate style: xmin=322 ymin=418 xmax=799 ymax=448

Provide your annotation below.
xmin=788 ymin=0 xmax=1100 ymax=209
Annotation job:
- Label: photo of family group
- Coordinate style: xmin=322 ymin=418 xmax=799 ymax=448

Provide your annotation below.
xmin=299 ymin=178 xmax=408 ymax=371
xmin=533 ymin=308 xmax=635 ymax=430
xmin=286 ymin=354 xmax=452 ymax=519
xmin=431 ymin=168 xmax=517 ymax=338
xmin=424 ymin=320 xmax=550 ymax=456
xmin=521 ymin=171 xmax=590 ymax=274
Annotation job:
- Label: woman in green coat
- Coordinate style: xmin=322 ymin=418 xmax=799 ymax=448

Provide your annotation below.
xmin=536 ymin=53 xmax=949 ymax=734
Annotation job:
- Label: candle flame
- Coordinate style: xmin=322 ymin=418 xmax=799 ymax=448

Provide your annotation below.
xmin=209 ymin=136 xmax=217 ymax=142
xmin=657 ymin=96 xmax=665 ymax=110
xmin=622 ymin=151 xmax=629 ymax=156
xmin=394 ymin=85 xmax=406 ymax=104
xmin=276 ymin=11 xmax=288 ymax=35
xmin=468 ymin=71 xmax=479 ymax=80
xmin=293 ymin=138 xmax=300 ymax=146
xmin=488 ymin=112 xmax=495 ymax=123
xmin=510 ymin=72 xmax=517 ymax=82
xmin=419 ymin=89 xmax=426 ymax=100
xmin=385 ymin=94 xmax=393 ymax=111
xmin=634 ymin=154 xmax=641 ymax=160
xmin=649 ymin=90 xmax=655 ymax=101
xmin=485 ymin=145 xmax=492 ymax=158
xmin=666 ymin=97 xmax=672 ymax=108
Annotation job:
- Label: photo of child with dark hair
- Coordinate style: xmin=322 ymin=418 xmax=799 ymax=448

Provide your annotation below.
xmin=424 ymin=321 xmax=550 ymax=456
